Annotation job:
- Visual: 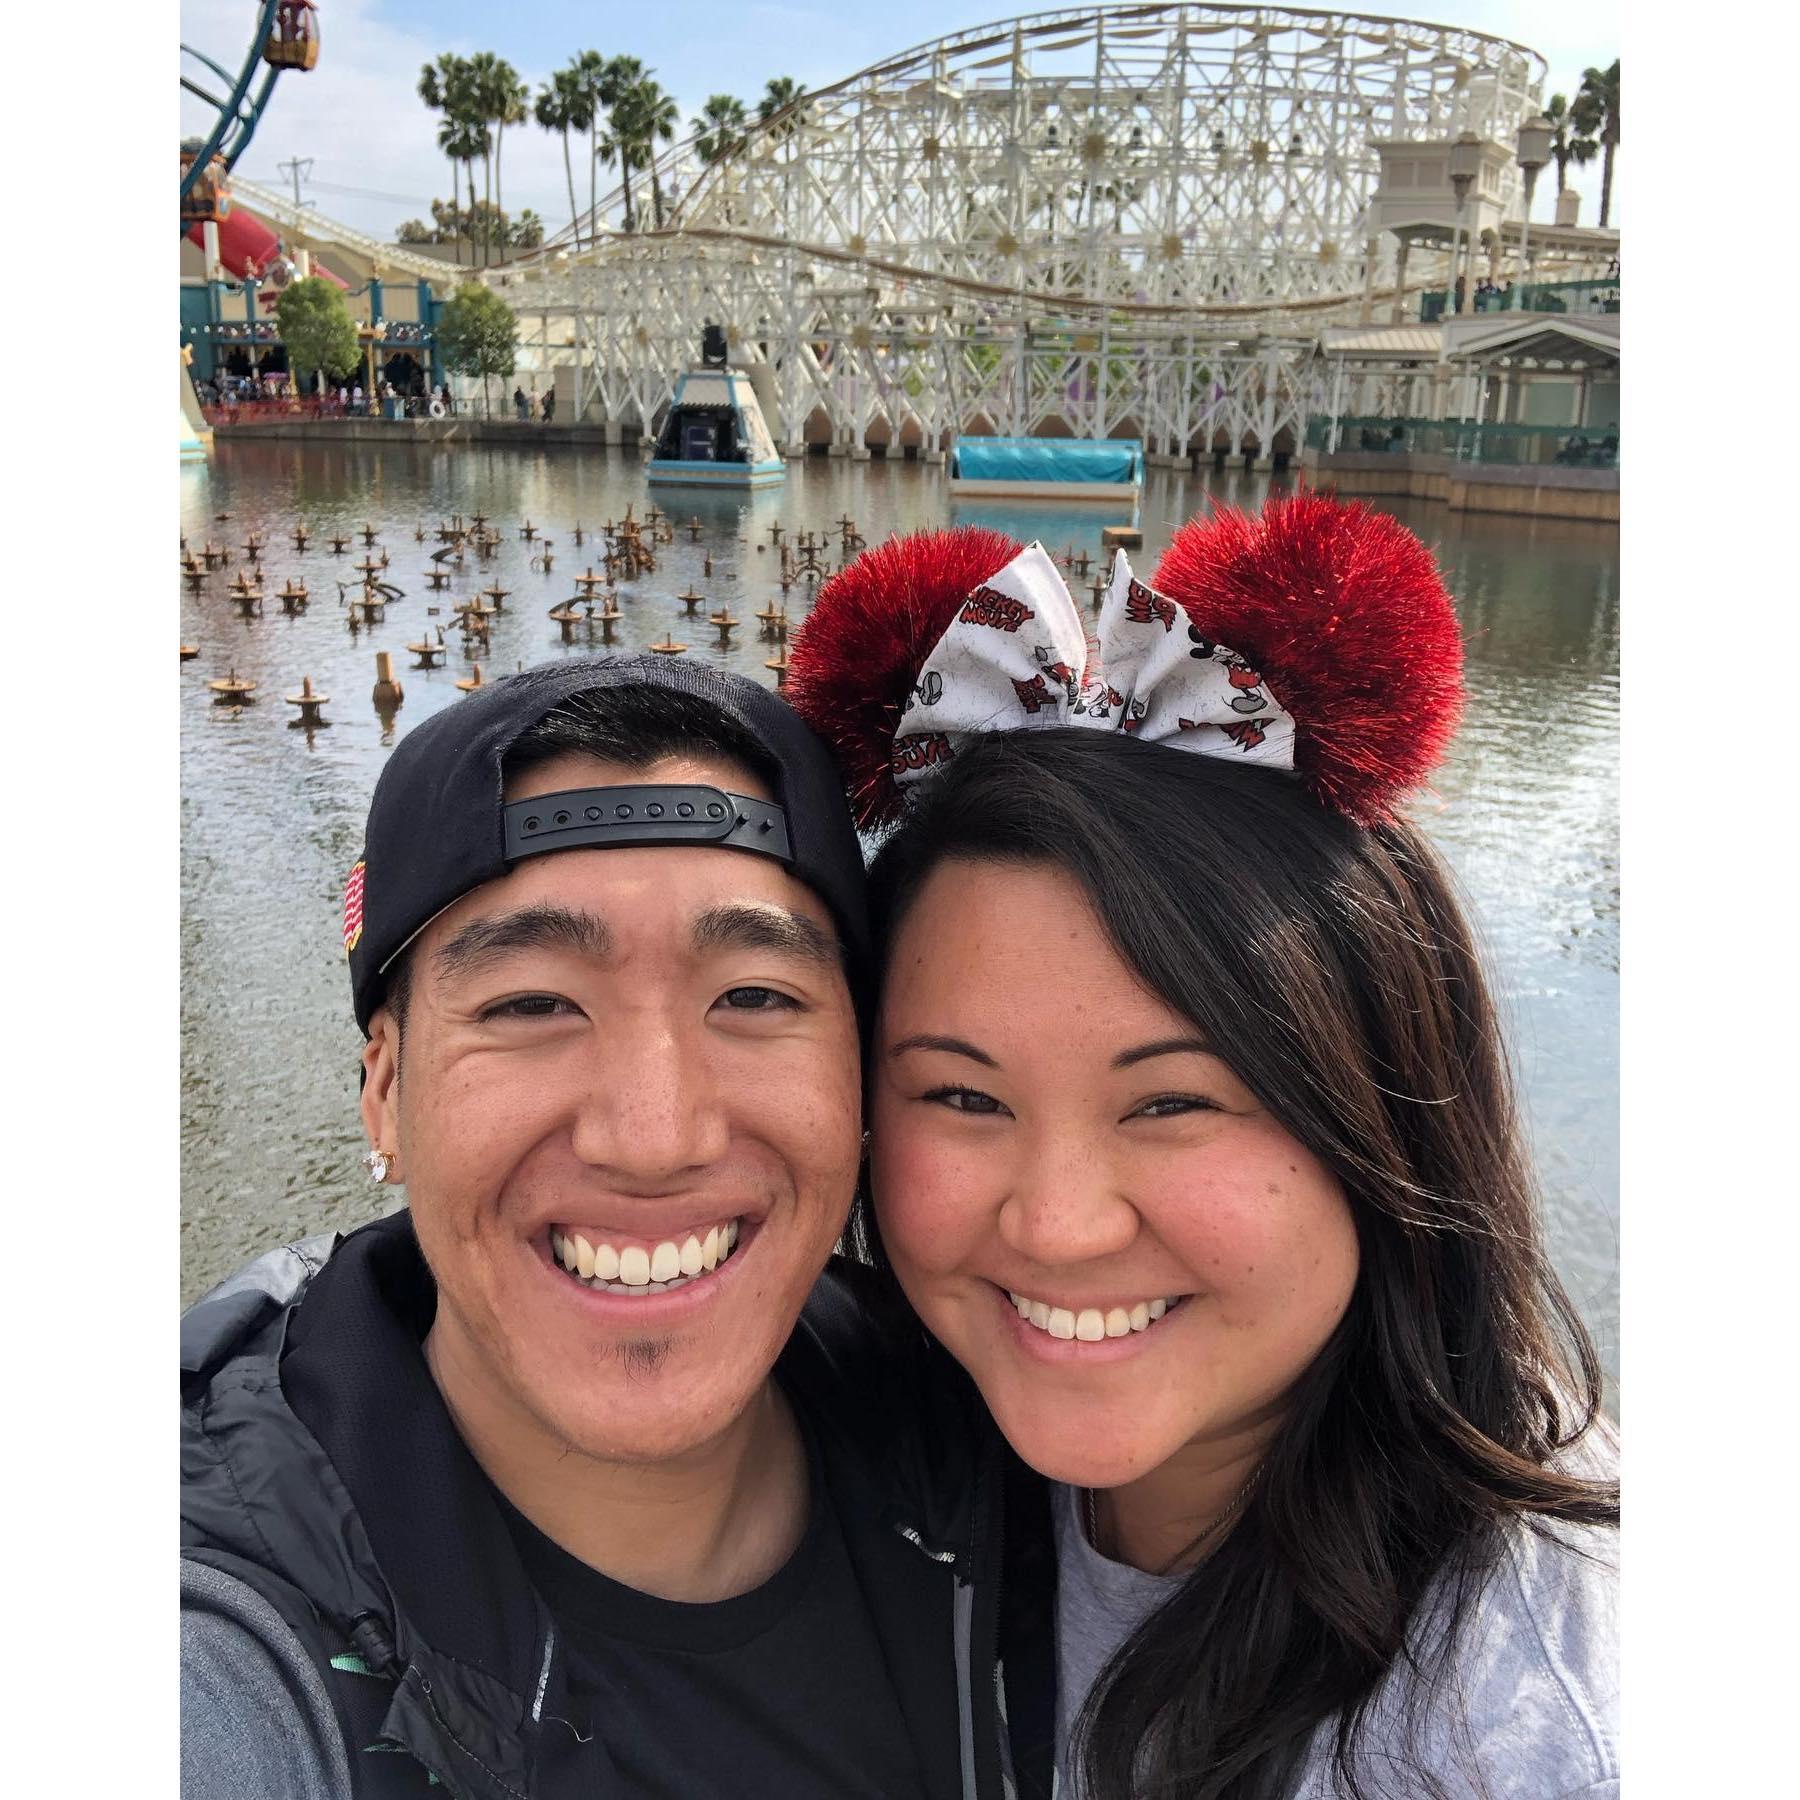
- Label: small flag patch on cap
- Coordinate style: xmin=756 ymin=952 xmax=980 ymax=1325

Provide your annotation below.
xmin=343 ymin=860 xmax=367 ymax=956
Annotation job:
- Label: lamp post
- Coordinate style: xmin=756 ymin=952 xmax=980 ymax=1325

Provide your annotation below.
xmin=1448 ymin=131 xmax=1482 ymax=318
xmin=1513 ymin=113 xmax=1553 ymax=307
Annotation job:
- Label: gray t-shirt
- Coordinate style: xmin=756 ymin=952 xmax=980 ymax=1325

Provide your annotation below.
xmin=1052 ymin=1480 xmax=1618 ymax=1798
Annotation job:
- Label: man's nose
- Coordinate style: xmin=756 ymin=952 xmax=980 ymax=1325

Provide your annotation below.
xmin=567 ymin=1016 xmax=730 ymax=1184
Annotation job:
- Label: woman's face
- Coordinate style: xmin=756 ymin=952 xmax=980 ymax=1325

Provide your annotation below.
xmin=871 ymin=859 xmax=1360 ymax=1490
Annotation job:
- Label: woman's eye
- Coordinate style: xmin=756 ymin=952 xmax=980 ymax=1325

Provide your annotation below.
xmin=1131 ymin=1093 xmax=1218 ymax=1120
xmin=718 ymin=986 xmax=801 ymax=1012
xmin=923 ymin=1086 xmax=1011 ymax=1117
xmin=481 ymin=994 xmax=576 ymax=1021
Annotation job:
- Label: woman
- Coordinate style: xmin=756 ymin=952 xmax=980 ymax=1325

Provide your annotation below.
xmin=788 ymin=496 xmax=1618 ymax=1800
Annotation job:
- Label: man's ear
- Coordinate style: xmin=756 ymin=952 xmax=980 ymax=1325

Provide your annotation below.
xmin=361 ymin=1010 xmax=402 ymax=1174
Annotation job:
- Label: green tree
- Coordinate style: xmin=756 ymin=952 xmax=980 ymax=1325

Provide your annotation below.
xmin=1543 ymin=93 xmax=1597 ymax=197
xmin=537 ymin=68 xmax=594 ymax=248
xmin=436 ymin=281 xmax=518 ymax=418
xmin=275 ymin=276 xmax=360 ymax=393
xmin=695 ymin=94 xmax=748 ymax=167
xmin=599 ymin=55 xmax=648 ymax=230
xmin=571 ymin=50 xmax=609 ymax=245
xmin=758 ymin=76 xmax=807 ymax=131
xmin=759 ymin=77 xmax=807 ymax=199
xmin=438 ymin=114 xmax=490 ymax=259
xmin=395 ymin=218 xmax=435 ymax=244
xmin=1571 ymin=59 xmax=1619 ymax=228
xmin=510 ymin=208 xmax=544 ymax=251
xmin=418 ymin=54 xmax=471 ymax=262
xmin=461 ymin=52 xmax=515 ymax=262
xmin=487 ymin=59 xmax=530 ymax=259
xmin=627 ymin=78 xmax=681 ymax=227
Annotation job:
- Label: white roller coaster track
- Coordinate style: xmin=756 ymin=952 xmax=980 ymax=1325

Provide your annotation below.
xmin=230 ymin=176 xmax=452 ymax=282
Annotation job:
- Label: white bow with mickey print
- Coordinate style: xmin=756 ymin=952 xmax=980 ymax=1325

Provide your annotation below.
xmin=891 ymin=541 xmax=1296 ymax=788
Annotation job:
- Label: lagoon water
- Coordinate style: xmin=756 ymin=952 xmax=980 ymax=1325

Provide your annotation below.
xmin=179 ymin=442 xmax=1618 ymax=1392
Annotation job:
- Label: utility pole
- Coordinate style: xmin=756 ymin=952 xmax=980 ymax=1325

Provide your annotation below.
xmin=277 ymin=156 xmax=315 ymax=212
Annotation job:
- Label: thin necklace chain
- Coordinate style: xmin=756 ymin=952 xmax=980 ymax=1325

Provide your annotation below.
xmin=1083 ymin=1471 xmax=1258 ymax=1575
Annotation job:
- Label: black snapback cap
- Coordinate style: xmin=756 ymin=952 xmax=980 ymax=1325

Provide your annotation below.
xmin=345 ymin=656 xmax=870 ymax=1034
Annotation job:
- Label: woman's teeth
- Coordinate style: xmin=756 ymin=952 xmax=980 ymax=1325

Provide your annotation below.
xmin=550 ymin=1221 xmax=741 ymax=1295
xmin=1007 ymin=1291 xmax=1178 ymax=1342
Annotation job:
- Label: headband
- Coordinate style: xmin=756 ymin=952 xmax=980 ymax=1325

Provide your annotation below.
xmin=786 ymin=491 xmax=1465 ymax=828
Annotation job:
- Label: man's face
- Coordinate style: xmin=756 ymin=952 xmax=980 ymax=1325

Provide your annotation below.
xmin=362 ymin=751 xmax=862 ymax=1466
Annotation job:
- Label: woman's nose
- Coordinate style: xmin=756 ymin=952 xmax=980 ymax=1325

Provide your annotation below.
xmin=996 ymin=1138 xmax=1140 ymax=1267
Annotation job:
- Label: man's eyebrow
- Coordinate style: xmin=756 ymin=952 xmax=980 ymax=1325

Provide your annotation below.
xmin=690 ymin=902 xmax=841 ymax=968
xmin=887 ymin=1034 xmax=1000 ymax=1069
xmin=1112 ymin=1035 xmax=1215 ymax=1070
xmin=430 ymin=905 xmax=612 ymax=982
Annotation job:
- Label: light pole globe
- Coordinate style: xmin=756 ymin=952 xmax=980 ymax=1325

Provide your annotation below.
xmin=1514 ymin=113 xmax=1554 ymax=298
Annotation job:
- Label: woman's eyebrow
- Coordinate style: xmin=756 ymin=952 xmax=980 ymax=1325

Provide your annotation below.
xmin=887 ymin=1034 xmax=999 ymax=1068
xmin=1112 ymin=1035 xmax=1215 ymax=1070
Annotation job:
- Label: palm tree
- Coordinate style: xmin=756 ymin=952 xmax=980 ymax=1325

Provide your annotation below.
xmin=438 ymin=115 xmax=490 ymax=261
xmin=758 ymin=76 xmax=807 ymax=132
xmin=570 ymin=51 xmax=609 ymax=245
xmin=599 ymin=56 xmax=649 ymax=231
xmin=1571 ymin=59 xmax=1619 ymax=228
xmin=460 ymin=52 xmax=515 ymax=263
xmin=1543 ymin=93 xmax=1597 ymax=197
xmin=535 ymin=71 xmax=590 ymax=248
xmin=488 ymin=59 xmax=529 ymax=262
xmin=759 ymin=77 xmax=808 ymax=202
xmin=418 ymin=53 xmax=471 ymax=261
xmin=510 ymin=209 xmax=544 ymax=251
xmin=695 ymin=94 xmax=748 ymax=168
xmin=628 ymin=79 xmax=682 ymax=227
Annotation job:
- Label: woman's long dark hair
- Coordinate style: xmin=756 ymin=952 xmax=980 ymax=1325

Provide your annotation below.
xmin=862 ymin=729 xmax=1617 ymax=1800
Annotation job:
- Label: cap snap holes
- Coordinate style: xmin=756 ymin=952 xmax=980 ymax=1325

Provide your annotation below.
xmin=584 ymin=806 xmax=601 ymax=821
xmin=523 ymin=815 xmax=541 ymax=832
xmin=647 ymin=803 xmax=664 ymax=818
xmin=677 ymin=803 xmax=694 ymax=818
xmin=616 ymin=803 xmax=633 ymax=819
xmin=707 ymin=802 xmax=726 ymax=819
xmin=554 ymin=810 xmax=570 ymax=826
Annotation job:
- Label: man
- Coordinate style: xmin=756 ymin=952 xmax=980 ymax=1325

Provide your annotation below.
xmin=182 ymin=658 xmax=1037 ymax=1798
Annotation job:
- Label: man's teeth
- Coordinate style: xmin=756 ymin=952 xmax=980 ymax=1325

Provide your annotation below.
xmin=550 ymin=1221 xmax=741 ymax=1295
xmin=1007 ymin=1291 xmax=1176 ymax=1342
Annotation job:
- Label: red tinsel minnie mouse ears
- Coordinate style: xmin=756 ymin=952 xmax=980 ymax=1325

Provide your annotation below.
xmin=784 ymin=490 xmax=1464 ymax=830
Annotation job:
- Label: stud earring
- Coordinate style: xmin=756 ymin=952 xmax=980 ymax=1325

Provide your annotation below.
xmin=361 ymin=1147 xmax=395 ymax=1185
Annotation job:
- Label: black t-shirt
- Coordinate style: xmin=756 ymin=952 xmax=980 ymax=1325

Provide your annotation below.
xmin=497 ymin=1403 xmax=930 ymax=1799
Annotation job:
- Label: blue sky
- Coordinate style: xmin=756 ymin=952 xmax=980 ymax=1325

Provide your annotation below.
xmin=179 ymin=0 xmax=1621 ymax=241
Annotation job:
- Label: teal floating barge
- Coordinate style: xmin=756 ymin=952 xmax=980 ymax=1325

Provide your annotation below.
xmin=948 ymin=436 xmax=1144 ymax=501
xmin=647 ymin=327 xmax=785 ymax=490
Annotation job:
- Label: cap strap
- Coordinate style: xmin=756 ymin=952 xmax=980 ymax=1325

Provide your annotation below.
xmin=501 ymin=785 xmax=793 ymax=865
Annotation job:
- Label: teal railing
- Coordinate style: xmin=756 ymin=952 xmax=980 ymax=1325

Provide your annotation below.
xmin=1307 ymin=415 xmax=1617 ymax=469
xmin=1420 ymin=279 xmax=1620 ymax=323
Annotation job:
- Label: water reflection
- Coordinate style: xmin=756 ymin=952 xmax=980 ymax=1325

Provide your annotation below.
xmin=180 ymin=444 xmax=1618 ymax=1391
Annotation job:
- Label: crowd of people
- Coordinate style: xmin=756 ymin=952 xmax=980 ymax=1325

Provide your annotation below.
xmin=195 ymin=373 xmax=459 ymax=419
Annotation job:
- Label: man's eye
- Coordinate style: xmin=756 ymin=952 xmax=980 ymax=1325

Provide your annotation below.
xmin=718 ymin=986 xmax=800 ymax=1012
xmin=923 ymin=1086 xmax=1011 ymax=1117
xmin=480 ymin=994 xmax=576 ymax=1021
